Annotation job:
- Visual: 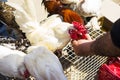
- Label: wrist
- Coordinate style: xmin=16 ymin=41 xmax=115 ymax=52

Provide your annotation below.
xmin=86 ymin=40 xmax=94 ymax=56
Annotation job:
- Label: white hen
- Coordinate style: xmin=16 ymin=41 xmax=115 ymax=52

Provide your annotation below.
xmin=61 ymin=0 xmax=102 ymax=17
xmin=24 ymin=46 xmax=67 ymax=80
xmin=6 ymin=0 xmax=78 ymax=52
xmin=0 ymin=45 xmax=29 ymax=79
xmin=76 ymin=0 xmax=102 ymax=17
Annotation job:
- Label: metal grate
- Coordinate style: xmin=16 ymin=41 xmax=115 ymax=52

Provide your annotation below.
xmin=60 ymin=27 xmax=108 ymax=80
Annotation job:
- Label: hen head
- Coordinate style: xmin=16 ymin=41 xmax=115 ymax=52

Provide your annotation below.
xmin=69 ymin=21 xmax=87 ymax=40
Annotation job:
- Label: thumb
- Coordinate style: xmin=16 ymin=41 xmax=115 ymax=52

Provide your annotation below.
xmin=71 ymin=40 xmax=78 ymax=46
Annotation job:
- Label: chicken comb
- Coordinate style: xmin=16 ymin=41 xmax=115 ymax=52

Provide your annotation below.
xmin=69 ymin=21 xmax=87 ymax=40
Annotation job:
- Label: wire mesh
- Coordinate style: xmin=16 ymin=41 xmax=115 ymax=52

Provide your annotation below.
xmin=60 ymin=27 xmax=108 ymax=80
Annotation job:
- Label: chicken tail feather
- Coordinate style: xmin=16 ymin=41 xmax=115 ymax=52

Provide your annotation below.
xmin=6 ymin=0 xmax=49 ymax=33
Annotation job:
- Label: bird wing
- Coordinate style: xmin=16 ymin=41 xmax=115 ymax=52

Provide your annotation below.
xmin=0 ymin=45 xmax=26 ymax=78
xmin=24 ymin=46 xmax=67 ymax=80
xmin=6 ymin=0 xmax=49 ymax=33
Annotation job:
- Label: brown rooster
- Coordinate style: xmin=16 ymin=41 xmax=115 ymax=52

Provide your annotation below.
xmin=43 ymin=1 xmax=84 ymax=24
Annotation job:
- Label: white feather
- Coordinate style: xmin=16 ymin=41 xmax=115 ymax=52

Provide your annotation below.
xmin=7 ymin=0 xmax=48 ymax=22
xmin=60 ymin=0 xmax=102 ymax=17
xmin=6 ymin=0 xmax=74 ymax=52
xmin=60 ymin=0 xmax=79 ymax=4
xmin=24 ymin=46 xmax=67 ymax=80
xmin=0 ymin=45 xmax=26 ymax=78
xmin=85 ymin=17 xmax=101 ymax=30
xmin=76 ymin=0 xmax=102 ymax=17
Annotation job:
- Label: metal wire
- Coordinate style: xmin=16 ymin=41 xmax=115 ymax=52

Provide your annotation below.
xmin=60 ymin=27 xmax=108 ymax=80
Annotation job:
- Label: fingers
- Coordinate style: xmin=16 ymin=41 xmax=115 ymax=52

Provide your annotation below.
xmin=71 ymin=40 xmax=78 ymax=45
xmin=71 ymin=34 xmax=92 ymax=45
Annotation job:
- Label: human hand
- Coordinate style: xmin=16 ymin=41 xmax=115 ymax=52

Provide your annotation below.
xmin=71 ymin=34 xmax=94 ymax=56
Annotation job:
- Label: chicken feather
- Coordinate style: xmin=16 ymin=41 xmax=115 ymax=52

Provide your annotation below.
xmin=76 ymin=0 xmax=102 ymax=17
xmin=7 ymin=0 xmax=48 ymax=22
xmin=60 ymin=0 xmax=102 ymax=17
xmin=0 ymin=45 xmax=29 ymax=79
xmin=44 ymin=1 xmax=84 ymax=24
xmin=6 ymin=0 xmax=79 ymax=52
xmin=24 ymin=46 xmax=67 ymax=80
